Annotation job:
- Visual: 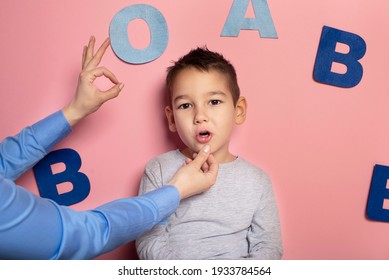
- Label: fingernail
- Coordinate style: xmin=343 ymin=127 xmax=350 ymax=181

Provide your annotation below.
xmin=119 ymin=83 xmax=124 ymax=90
xmin=203 ymin=144 xmax=210 ymax=153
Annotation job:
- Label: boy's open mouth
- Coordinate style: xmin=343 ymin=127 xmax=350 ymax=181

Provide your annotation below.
xmin=196 ymin=130 xmax=212 ymax=143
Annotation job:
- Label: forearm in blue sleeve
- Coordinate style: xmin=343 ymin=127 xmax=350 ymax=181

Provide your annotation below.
xmin=0 ymin=175 xmax=63 ymax=259
xmin=0 ymin=110 xmax=71 ymax=180
xmin=58 ymin=185 xmax=180 ymax=259
xmin=0 ymin=176 xmax=180 ymax=260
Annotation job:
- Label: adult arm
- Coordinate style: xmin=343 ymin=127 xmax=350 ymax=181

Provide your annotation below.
xmin=0 ymin=111 xmax=71 ymax=180
xmin=0 ymin=146 xmax=216 ymax=260
xmin=0 ymin=175 xmax=179 ymax=260
xmin=0 ymin=37 xmax=122 ymax=181
xmin=0 ymin=36 xmax=217 ymax=260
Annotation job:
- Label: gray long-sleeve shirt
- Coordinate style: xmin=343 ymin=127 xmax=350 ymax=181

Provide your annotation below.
xmin=136 ymin=150 xmax=283 ymax=260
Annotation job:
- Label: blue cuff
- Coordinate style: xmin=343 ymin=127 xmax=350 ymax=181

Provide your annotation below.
xmin=143 ymin=185 xmax=180 ymax=221
xmin=31 ymin=110 xmax=72 ymax=152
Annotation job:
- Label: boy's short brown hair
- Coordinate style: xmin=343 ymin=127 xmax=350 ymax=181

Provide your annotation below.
xmin=166 ymin=47 xmax=240 ymax=106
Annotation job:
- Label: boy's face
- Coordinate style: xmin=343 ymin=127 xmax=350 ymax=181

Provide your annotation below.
xmin=165 ymin=67 xmax=246 ymax=163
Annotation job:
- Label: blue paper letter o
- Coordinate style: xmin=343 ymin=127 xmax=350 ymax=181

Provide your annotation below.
xmin=110 ymin=4 xmax=169 ymax=64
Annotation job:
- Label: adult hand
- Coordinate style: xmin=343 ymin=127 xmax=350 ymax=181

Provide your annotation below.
xmin=62 ymin=36 xmax=124 ymax=126
xmin=169 ymin=145 xmax=218 ymax=199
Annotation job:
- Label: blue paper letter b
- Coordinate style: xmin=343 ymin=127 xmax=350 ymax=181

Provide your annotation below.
xmin=367 ymin=164 xmax=389 ymax=222
xmin=313 ymin=26 xmax=366 ymax=88
xmin=33 ymin=149 xmax=90 ymax=206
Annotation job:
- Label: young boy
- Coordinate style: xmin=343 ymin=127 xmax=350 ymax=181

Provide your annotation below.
xmin=136 ymin=47 xmax=282 ymax=259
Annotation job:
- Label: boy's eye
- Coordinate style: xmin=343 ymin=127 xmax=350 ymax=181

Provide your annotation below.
xmin=210 ymin=100 xmax=222 ymax=105
xmin=178 ymin=103 xmax=192 ymax=109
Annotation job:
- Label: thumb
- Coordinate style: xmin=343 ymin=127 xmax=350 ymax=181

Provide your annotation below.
xmin=190 ymin=145 xmax=211 ymax=169
xmin=206 ymin=154 xmax=218 ymax=177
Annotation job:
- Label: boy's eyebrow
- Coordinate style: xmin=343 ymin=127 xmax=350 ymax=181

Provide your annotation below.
xmin=173 ymin=91 xmax=227 ymax=103
xmin=173 ymin=94 xmax=189 ymax=103
xmin=208 ymin=91 xmax=227 ymax=97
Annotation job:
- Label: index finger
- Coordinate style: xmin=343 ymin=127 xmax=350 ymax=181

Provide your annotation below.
xmin=205 ymin=154 xmax=218 ymax=185
xmin=83 ymin=36 xmax=96 ymax=69
xmin=206 ymin=154 xmax=218 ymax=173
xmin=189 ymin=145 xmax=211 ymax=169
xmin=89 ymin=66 xmax=120 ymax=85
xmin=84 ymin=37 xmax=110 ymax=70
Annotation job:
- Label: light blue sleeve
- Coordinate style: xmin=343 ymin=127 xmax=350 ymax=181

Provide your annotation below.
xmin=0 ymin=110 xmax=71 ymax=180
xmin=0 ymin=111 xmax=181 ymax=259
xmin=0 ymin=175 xmax=180 ymax=260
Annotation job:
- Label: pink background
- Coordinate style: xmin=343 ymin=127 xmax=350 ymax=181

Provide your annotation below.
xmin=1 ymin=0 xmax=389 ymax=259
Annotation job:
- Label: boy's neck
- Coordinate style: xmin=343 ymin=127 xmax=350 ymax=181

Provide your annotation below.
xmin=180 ymin=147 xmax=237 ymax=164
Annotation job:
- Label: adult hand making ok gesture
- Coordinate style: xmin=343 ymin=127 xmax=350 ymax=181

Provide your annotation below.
xmin=62 ymin=36 xmax=124 ymax=127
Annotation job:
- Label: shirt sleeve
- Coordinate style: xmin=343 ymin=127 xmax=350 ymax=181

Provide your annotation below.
xmin=246 ymin=174 xmax=283 ymax=260
xmin=0 ymin=175 xmax=180 ymax=260
xmin=0 ymin=110 xmax=72 ymax=180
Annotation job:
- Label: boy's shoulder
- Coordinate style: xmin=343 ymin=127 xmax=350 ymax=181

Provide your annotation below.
xmin=148 ymin=149 xmax=184 ymax=162
xmin=232 ymin=156 xmax=266 ymax=172
xmin=232 ymin=156 xmax=271 ymax=183
xmin=145 ymin=149 xmax=185 ymax=169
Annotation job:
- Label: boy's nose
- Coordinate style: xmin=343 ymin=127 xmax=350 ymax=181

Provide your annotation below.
xmin=194 ymin=108 xmax=208 ymax=124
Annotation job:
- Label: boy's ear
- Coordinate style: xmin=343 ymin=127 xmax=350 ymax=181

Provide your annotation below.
xmin=165 ymin=106 xmax=177 ymax=132
xmin=235 ymin=96 xmax=247 ymax=125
